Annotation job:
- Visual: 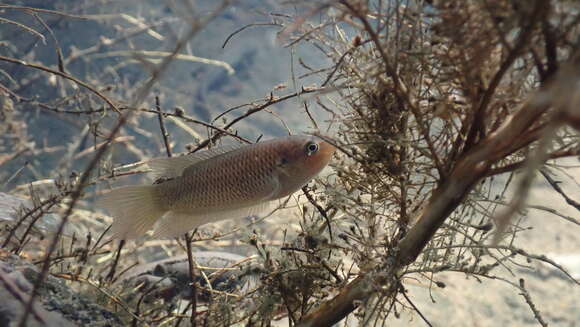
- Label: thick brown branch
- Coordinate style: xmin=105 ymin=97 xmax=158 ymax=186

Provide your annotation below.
xmin=297 ymin=69 xmax=554 ymax=327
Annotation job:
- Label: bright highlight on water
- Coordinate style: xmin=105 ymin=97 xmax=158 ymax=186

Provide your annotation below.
xmin=99 ymin=135 xmax=336 ymax=239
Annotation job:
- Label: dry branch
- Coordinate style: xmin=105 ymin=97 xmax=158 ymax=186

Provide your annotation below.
xmin=297 ymin=32 xmax=579 ymax=327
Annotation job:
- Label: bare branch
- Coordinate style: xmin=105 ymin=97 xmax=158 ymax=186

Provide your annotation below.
xmin=518 ymin=278 xmax=549 ymax=327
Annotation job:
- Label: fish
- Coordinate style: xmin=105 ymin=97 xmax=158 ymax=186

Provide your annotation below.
xmin=98 ymin=135 xmax=336 ymax=239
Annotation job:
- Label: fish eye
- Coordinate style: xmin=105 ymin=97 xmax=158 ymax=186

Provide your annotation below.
xmin=305 ymin=141 xmax=319 ymax=155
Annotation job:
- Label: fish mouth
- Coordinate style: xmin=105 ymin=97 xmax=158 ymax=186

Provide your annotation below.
xmin=318 ymin=140 xmax=337 ymax=160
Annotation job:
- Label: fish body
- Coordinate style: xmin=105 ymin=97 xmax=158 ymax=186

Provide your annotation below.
xmin=99 ymin=135 xmax=335 ymax=239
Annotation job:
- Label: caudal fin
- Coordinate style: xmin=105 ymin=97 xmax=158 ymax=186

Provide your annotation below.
xmin=98 ymin=185 xmax=165 ymax=239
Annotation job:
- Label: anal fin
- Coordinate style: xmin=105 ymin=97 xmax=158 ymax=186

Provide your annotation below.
xmin=152 ymin=201 xmax=272 ymax=239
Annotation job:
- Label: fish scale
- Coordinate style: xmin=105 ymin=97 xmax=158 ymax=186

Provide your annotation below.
xmin=161 ymin=146 xmax=276 ymax=210
xmin=98 ymin=135 xmax=335 ymax=239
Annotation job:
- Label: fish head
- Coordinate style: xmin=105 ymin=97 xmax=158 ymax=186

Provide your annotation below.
xmin=273 ymin=136 xmax=336 ymax=197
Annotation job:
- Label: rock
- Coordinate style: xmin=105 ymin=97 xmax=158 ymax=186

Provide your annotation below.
xmin=0 ymin=192 xmax=107 ymax=250
xmin=119 ymin=251 xmax=258 ymax=303
xmin=0 ymin=250 xmax=122 ymax=327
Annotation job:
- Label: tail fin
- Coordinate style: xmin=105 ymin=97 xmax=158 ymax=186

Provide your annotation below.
xmin=98 ymin=185 xmax=165 ymax=239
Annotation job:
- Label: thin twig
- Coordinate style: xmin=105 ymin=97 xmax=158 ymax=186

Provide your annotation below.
xmin=14 ymin=3 xmax=232 ymax=326
xmin=0 ymin=4 xmax=90 ymax=19
xmin=222 ymin=22 xmax=281 ymax=48
xmin=190 ymin=87 xmax=323 ymax=153
xmin=105 ymin=239 xmax=125 ymax=282
xmin=184 ymin=231 xmax=198 ymax=327
xmin=301 ymin=186 xmax=333 ymax=241
xmin=399 ymin=284 xmax=433 ymax=327
xmin=2 ymin=161 xmax=29 ymax=190
xmin=2 ymin=192 xmax=67 ymax=248
xmin=155 ymin=97 xmax=173 ymax=158
xmin=30 ymin=12 xmax=66 ymax=72
xmin=463 ymin=0 xmax=548 ymax=151
xmin=540 ymin=168 xmax=580 ymax=212
xmin=518 ymin=278 xmax=549 ymax=327
xmin=0 ymin=17 xmax=46 ymax=43
xmin=18 ymin=112 xmax=130 ymax=327
xmin=88 ymin=50 xmax=234 ymax=75
xmin=0 ymin=55 xmax=120 ymax=113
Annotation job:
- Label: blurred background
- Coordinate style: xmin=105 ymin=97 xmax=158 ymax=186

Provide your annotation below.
xmin=0 ymin=1 xmax=578 ymax=326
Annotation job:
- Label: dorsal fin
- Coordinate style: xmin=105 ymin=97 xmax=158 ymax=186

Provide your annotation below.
xmin=147 ymin=144 xmax=244 ymax=179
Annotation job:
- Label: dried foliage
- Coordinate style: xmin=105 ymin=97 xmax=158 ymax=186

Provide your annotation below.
xmin=0 ymin=0 xmax=579 ymax=327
